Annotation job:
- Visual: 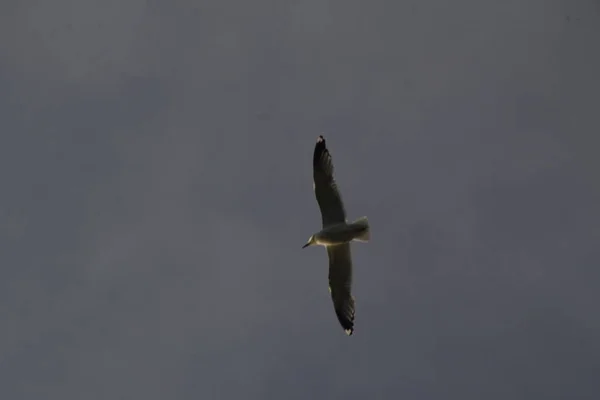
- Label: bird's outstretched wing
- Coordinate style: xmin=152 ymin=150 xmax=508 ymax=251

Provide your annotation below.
xmin=327 ymin=243 xmax=355 ymax=335
xmin=313 ymin=135 xmax=346 ymax=227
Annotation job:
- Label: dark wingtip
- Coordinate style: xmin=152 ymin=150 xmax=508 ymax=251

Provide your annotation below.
xmin=336 ymin=310 xmax=355 ymax=336
xmin=313 ymin=135 xmax=329 ymax=167
xmin=342 ymin=320 xmax=354 ymax=335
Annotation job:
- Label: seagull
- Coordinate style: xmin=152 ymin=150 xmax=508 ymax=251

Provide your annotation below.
xmin=302 ymin=135 xmax=370 ymax=335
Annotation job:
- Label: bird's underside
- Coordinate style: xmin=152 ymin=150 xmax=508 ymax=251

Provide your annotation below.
xmin=312 ymin=135 xmax=357 ymax=335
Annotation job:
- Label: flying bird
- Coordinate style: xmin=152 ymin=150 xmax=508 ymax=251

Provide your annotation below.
xmin=303 ymin=135 xmax=370 ymax=335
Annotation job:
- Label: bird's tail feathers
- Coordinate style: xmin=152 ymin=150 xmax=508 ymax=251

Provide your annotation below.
xmin=352 ymin=216 xmax=370 ymax=242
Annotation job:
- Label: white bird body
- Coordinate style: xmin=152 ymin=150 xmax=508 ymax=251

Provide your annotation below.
xmin=311 ymin=217 xmax=370 ymax=246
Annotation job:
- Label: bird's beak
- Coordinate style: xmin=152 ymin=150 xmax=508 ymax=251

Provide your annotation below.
xmin=302 ymin=242 xmax=310 ymax=249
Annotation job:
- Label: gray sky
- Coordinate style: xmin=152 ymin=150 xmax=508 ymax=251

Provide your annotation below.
xmin=1 ymin=0 xmax=600 ymax=398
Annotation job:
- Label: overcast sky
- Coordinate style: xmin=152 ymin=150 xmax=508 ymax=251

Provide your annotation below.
xmin=1 ymin=0 xmax=600 ymax=399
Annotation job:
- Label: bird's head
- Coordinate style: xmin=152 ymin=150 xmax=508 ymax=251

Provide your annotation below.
xmin=302 ymin=235 xmax=315 ymax=249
